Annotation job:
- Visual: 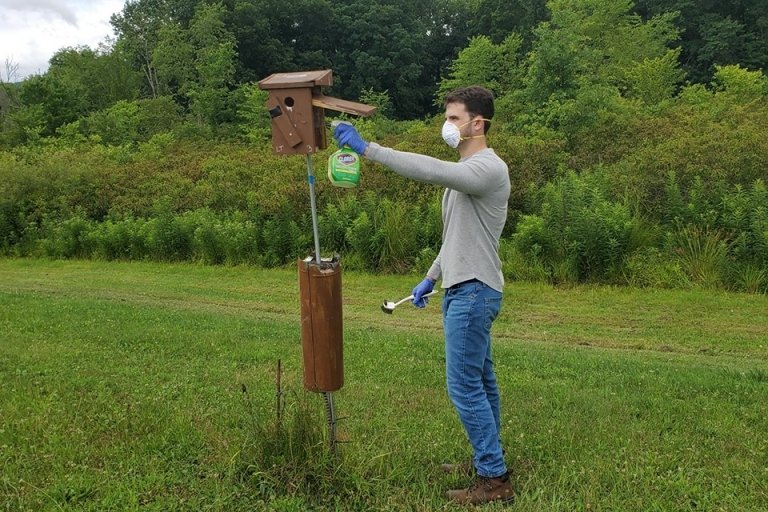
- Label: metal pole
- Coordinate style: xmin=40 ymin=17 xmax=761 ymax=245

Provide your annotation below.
xmin=305 ymin=153 xmax=337 ymax=453
xmin=306 ymin=154 xmax=322 ymax=265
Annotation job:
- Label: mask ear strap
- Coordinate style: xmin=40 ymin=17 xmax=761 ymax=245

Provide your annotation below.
xmin=461 ymin=117 xmax=491 ymax=140
xmin=473 ymin=117 xmax=492 ymax=134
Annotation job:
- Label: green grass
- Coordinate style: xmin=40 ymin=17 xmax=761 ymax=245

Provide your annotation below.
xmin=1 ymin=258 xmax=767 ymax=511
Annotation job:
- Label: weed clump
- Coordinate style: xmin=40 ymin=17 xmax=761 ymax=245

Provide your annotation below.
xmin=235 ymin=380 xmax=345 ymax=507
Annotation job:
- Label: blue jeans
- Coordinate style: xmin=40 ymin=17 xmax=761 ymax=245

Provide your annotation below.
xmin=442 ymin=279 xmax=506 ymax=478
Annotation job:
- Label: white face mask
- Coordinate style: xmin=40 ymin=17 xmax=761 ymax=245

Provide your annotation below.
xmin=441 ymin=121 xmax=463 ymax=148
xmin=441 ymin=118 xmax=490 ymax=149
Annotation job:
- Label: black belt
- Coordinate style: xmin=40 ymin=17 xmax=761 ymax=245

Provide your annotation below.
xmin=449 ymin=278 xmax=480 ymax=289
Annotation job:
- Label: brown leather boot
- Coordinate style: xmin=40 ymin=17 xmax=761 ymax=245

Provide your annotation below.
xmin=446 ymin=473 xmax=514 ymax=505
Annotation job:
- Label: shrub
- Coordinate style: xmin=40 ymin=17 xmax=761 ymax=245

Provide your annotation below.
xmin=188 ymin=210 xmax=261 ymax=266
xmin=513 ymin=170 xmax=640 ymax=283
xmin=665 ymin=224 xmax=729 ymax=289
xmin=218 ymin=215 xmax=261 ymax=266
xmin=87 ymin=216 xmax=148 ymax=260
xmin=140 ymin=205 xmax=195 ymax=262
xmin=190 ymin=209 xmax=225 ymax=264
xmin=0 ymin=201 xmax=18 ymax=252
xmin=345 ymin=211 xmax=377 ymax=272
xmin=623 ymin=247 xmax=690 ymax=289
xmin=415 ymin=193 xmax=443 ymax=254
xmin=728 ymin=263 xmax=767 ymax=294
xmin=413 ymin=247 xmax=438 ymax=276
xmin=260 ymin=208 xmax=309 ymax=267
xmin=319 ymin=195 xmax=362 ymax=254
xmin=40 ymin=214 xmax=95 ymax=259
xmin=498 ymin=239 xmax=550 ymax=283
xmin=375 ymin=198 xmax=419 ymax=273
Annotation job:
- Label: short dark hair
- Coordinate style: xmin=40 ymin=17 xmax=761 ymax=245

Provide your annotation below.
xmin=444 ymin=86 xmax=494 ymax=133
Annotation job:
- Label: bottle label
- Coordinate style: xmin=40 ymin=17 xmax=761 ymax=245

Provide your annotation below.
xmin=328 ymin=148 xmax=360 ymax=187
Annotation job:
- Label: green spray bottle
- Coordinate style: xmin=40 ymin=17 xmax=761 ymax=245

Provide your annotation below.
xmin=327 ymin=121 xmax=361 ymax=188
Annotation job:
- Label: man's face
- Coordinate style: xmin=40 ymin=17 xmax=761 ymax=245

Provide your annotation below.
xmin=444 ymin=101 xmax=482 ymax=143
xmin=444 ymin=102 xmax=471 ymax=135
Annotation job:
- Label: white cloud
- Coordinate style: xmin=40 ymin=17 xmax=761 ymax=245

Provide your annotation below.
xmin=0 ymin=0 xmax=125 ymax=80
xmin=3 ymin=0 xmax=78 ymax=25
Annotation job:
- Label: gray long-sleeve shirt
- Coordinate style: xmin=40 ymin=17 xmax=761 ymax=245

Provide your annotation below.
xmin=366 ymin=142 xmax=510 ymax=292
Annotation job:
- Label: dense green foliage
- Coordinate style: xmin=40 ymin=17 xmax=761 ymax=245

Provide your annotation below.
xmin=2 ymin=0 xmax=766 ymax=125
xmin=1 ymin=0 xmax=767 ymax=292
xmin=635 ymin=0 xmax=768 ymax=83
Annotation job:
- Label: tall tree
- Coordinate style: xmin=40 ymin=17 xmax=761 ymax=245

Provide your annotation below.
xmin=0 ymin=59 xmax=22 ymax=133
xmin=152 ymin=22 xmax=196 ymax=101
xmin=111 ymin=0 xmax=190 ymax=98
xmin=634 ymin=0 xmax=768 ymax=82
xmin=14 ymin=46 xmax=140 ymax=137
xmin=226 ymin=0 xmax=475 ymax=118
xmin=507 ymin=0 xmax=684 ymax=167
xmin=419 ymin=0 xmax=479 ymax=113
xmin=520 ymin=0 xmax=681 ymax=109
xmin=228 ymin=0 xmax=299 ymax=83
xmin=187 ymin=2 xmax=238 ymax=127
xmin=437 ymin=34 xmax=524 ymax=101
xmin=327 ymin=0 xmax=436 ymax=116
xmin=468 ymin=0 xmax=549 ymax=47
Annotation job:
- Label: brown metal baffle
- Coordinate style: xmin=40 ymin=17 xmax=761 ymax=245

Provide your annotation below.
xmin=298 ymin=256 xmax=343 ymax=392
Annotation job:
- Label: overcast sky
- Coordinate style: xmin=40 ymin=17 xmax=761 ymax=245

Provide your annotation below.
xmin=1 ymin=0 xmax=125 ymax=81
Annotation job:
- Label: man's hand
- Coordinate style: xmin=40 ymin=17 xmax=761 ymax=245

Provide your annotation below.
xmin=412 ymin=278 xmax=435 ymax=308
xmin=332 ymin=121 xmax=369 ymax=155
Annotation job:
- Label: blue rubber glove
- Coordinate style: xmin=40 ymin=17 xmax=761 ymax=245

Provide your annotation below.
xmin=332 ymin=121 xmax=369 ymax=155
xmin=412 ymin=278 xmax=435 ymax=308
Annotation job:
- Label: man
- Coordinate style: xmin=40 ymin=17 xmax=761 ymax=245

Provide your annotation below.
xmin=333 ymin=86 xmax=512 ymax=505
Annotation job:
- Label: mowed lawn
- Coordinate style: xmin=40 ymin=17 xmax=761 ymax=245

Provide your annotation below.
xmin=1 ymin=258 xmax=767 ymax=511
